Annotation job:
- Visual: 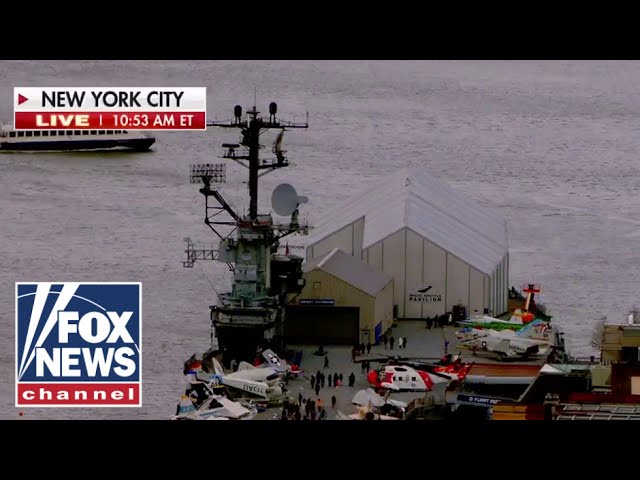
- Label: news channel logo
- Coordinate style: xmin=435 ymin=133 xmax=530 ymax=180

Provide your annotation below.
xmin=15 ymin=282 xmax=142 ymax=407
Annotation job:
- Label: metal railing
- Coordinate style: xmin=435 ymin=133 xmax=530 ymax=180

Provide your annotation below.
xmin=556 ymin=403 xmax=640 ymax=420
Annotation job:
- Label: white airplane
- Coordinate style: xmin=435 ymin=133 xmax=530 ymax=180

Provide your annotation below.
xmin=172 ymin=390 xmax=257 ymax=421
xmin=219 ymin=368 xmax=285 ymax=401
xmin=456 ymin=319 xmax=552 ymax=342
xmin=459 ymin=314 xmax=524 ymax=326
xmin=458 ymin=310 xmax=538 ymax=328
xmin=184 ymin=350 xmax=286 ymax=403
xmin=456 ymin=319 xmax=553 ymax=359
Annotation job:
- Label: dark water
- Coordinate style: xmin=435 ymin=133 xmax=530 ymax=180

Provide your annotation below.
xmin=1 ymin=60 xmax=638 ymax=419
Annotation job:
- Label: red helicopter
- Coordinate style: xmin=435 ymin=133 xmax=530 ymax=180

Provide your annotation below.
xmin=362 ymin=354 xmax=472 ymax=392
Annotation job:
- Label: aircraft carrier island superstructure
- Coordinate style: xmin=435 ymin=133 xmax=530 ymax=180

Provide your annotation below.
xmin=183 ymin=102 xmax=310 ymax=362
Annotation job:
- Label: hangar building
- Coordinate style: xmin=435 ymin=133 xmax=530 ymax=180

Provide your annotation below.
xmin=285 ymin=248 xmax=394 ymax=345
xmin=302 ymin=168 xmax=510 ymax=319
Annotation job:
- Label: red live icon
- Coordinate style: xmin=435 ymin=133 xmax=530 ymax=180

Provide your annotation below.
xmin=33 ymin=113 xmax=90 ymax=127
xmin=15 ymin=111 xmax=207 ymax=130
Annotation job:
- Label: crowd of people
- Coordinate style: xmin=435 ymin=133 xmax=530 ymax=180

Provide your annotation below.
xmin=308 ymin=368 xmax=358 ymax=394
xmin=281 ymin=396 xmax=336 ymax=420
xmin=279 ymin=330 xmax=435 ymax=420
xmin=281 ymin=356 xmax=362 ymax=420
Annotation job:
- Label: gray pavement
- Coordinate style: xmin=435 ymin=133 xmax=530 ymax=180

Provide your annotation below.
xmin=256 ymin=321 xmax=461 ymax=420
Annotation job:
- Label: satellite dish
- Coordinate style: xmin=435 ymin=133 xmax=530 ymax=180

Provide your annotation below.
xmin=271 ymin=183 xmax=308 ymax=216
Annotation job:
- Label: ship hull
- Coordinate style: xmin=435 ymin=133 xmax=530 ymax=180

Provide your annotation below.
xmin=0 ymin=137 xmax=155 ymax=152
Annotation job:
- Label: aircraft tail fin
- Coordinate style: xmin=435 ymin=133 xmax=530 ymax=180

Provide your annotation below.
xmin=177 ymin=395 xmax=196 ymax=415
xmin=516 ymin=319 xmax=549 ymax=339
xmin=509 ymin=309 xmax=526 ymax=324
xmin=237 ymin=361 xmax=255 ymax=371
xmin=262 ymin=349 xmax=285 ymax=369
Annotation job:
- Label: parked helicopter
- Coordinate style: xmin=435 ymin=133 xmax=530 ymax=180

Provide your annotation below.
xmin=357 ymin=354 xmax=473 ymax=393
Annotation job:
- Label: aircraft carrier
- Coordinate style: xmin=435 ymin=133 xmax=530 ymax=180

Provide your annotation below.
xmin=175 ymin=101 xmax=566 ymax=421
xmin=182 ymin=101 xmax=310 ymax=363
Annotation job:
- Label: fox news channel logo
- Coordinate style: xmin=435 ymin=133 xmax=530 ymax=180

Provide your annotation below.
xmin=15 ymin=282 xmax=142 ymax=407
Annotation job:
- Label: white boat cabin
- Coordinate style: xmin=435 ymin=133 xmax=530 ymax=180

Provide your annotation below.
xmin=1 ymin=128 xmax=131 ymax=139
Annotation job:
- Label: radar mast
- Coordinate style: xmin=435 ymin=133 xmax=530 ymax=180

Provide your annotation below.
xmin=184 ymin=101 xmax=310 ymax=361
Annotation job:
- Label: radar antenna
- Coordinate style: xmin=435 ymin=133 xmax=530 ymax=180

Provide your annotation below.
xmin=185 ymin=101 xmax=311 ymax=359
xmin=206 ymin=101 xmax=309 ymax=219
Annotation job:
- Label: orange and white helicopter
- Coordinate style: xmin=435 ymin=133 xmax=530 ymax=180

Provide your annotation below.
xmin=361 ymin=355 xmax=473 ymax=393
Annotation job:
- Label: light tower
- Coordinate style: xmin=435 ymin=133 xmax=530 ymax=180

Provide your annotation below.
xmin=184 ymin=102 xmax=310 ymax=361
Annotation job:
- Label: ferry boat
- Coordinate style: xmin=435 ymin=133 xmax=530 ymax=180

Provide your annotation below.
xmin=0 ymin=123 xmax=155 ymax=152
